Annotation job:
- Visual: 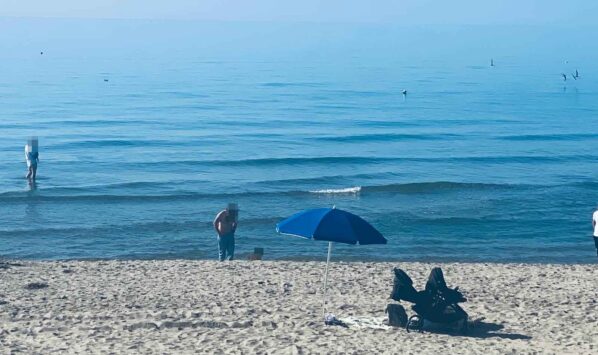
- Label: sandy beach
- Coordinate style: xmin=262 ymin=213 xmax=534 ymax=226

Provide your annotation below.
xmin=0 ymin=260 xmax=596 ymax=354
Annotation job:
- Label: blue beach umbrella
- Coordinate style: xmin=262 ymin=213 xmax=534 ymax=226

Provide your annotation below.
xmin=276 ymin=207 xmax=387 ymax=315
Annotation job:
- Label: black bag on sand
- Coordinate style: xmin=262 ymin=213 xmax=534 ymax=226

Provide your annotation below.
xmin=386 ymin=304 xmax=408 ymax=327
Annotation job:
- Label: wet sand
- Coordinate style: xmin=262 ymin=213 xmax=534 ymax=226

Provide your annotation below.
xmin=0 ymin=260 xmax=596 ymax=354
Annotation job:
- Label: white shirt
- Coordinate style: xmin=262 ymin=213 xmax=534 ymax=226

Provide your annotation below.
xmin=24 ymin=145 xmax=32 ymax=167
xmin=593 ymin=210 xmax=598 ymax=237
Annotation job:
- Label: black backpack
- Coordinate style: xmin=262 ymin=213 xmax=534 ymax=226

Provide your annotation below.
xmin=385 ymin=303 xmax=407 ymax=327
xmin=390 ymin=267 xmax=422 ymax=303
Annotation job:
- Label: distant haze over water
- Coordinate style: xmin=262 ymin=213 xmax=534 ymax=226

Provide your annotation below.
xmin=1 ymin=18 xmax=597 ymax=262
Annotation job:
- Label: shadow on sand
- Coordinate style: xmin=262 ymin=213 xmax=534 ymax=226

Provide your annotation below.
xmin=466 ymin=320 xmax=531 ymax=340
xmin=424 ymin=319 xmax=532 ymax=340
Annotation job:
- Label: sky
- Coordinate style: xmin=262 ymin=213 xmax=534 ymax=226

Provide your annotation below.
xmin=1 ymin=0 xmax=598 ymax=25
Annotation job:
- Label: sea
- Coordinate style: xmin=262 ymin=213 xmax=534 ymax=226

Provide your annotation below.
xmin=1 ymin=18 xmax=597 ymax=263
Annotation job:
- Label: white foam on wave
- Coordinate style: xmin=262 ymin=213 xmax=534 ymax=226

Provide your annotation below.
xmin=309 ymin=186 xmax=362 ymax=194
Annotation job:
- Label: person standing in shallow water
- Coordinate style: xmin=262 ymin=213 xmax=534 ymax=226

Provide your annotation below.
xmin=213 ymin=203 xmax=239 ymax=261
xmin=592 ymin=207 xmax=598 ymax=258
xmin=24 ymin=142 xmax=39 ymax=180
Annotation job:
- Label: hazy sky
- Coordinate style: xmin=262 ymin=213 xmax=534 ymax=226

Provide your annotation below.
xmin=2 ymin=0 xmax=598 ymax=25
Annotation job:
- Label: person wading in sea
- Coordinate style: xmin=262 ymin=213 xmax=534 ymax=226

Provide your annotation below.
xmin=24 ymin=139 xmax=39 ymax=181
xmin=213 ymin=203 xmax=239 ymax=261
xmin=593 ymin=207 xmax=598 ymax=258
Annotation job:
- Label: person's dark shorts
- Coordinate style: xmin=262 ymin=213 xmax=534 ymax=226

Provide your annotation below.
xmin=594 ymin=236 xmax=598 ymax=249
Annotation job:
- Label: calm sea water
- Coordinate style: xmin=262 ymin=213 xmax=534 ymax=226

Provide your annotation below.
xmin=1 ymin=19 xmax=597 ymax=262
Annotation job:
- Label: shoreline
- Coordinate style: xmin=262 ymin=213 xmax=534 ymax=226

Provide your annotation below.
xmin=1 ymin=260 xmax=596 ymax=353
xmin=2 ymin=255 xmax=597 ymax=265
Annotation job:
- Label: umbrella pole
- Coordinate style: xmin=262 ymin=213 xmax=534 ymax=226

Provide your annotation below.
xmin=322 ymin=241 xmax=333 ymax=316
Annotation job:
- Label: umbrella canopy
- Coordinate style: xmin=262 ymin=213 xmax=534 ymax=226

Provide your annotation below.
xmin=276 ymin=207 xmax=387 ymax=245
xmin=276 ymin=207 xmax=387 ymax=318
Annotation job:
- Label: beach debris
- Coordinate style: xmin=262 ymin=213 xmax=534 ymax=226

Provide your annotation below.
xmin=24 ymin=282 xmax=48 ymax=290
xmin=0 ymin=300 xmax=8 ymax=306
xmin=281 ymin=282 xmax=293 ymax=294
xmin=324 ymin=314 xmax=348 ymax=328
xmin=63 ymin=269 xmax=74 ymax=274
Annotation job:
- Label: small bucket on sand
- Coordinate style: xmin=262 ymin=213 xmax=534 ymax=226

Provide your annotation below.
xmin=248 ymin=247 xmax=264 ymax=260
